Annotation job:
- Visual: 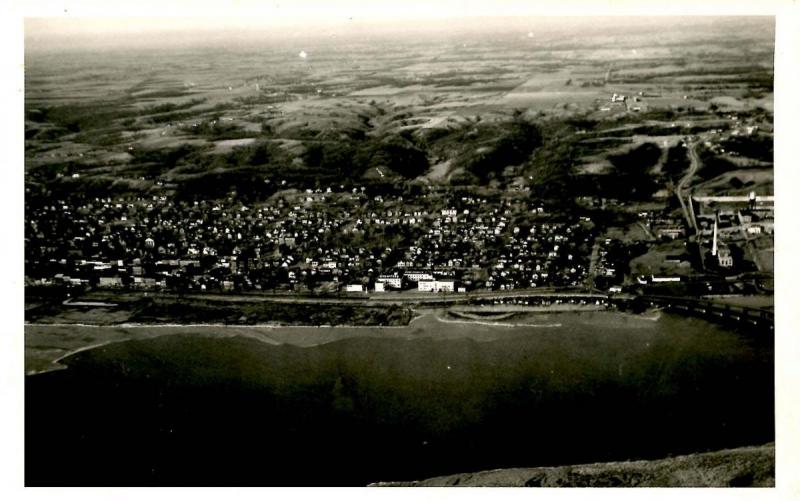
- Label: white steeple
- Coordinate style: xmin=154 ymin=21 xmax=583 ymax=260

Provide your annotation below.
xmin=711 ymin=213 xmax=718 ymax=257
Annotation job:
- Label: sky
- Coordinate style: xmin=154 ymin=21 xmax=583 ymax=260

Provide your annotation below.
xmin=24 ymin=14 xmax=778 ymax=53
xmin=21 ymin=0 xmax=785 ymax=38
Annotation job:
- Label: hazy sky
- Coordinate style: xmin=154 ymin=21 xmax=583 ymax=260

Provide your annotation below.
xmin=21 ymin=0 xmax=781 ymax=53
xmin=28 ymin=20 xmax=779 ymax=54
xmin=23 ymin=0 xmax=782 ymax=31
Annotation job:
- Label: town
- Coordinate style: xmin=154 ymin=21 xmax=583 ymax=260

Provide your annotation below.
xmin=25 ymin=176 xmax=773 ymax=299
xmin=25 ymin=185 xmax=596 ymax=295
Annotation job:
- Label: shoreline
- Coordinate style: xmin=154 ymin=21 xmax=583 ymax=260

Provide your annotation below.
xmin=24 ymin=305 xmax=629 ymax=330
xmin=435 ymin=316 xmax=563 ymax=328
xmin=24 ymin=309 xmax=661 ymax=376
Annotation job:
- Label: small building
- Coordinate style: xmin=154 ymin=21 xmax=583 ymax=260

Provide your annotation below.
xmin=346 ymin=284 xmax=365 ymax=293
xmin=656 ymin=227 xmax=685 ymax=240
xmin=134 ymin=277 xmax=157 ymax=288
xmin=664 ymin=254 xmax=689 ymax=265
xmin=651 ymin=276 xmax=681 ymax=283
xmin=98 ymin=276 xmax=123 ymax=288
xmin=717 ymin=247 xmax=734 ymax=268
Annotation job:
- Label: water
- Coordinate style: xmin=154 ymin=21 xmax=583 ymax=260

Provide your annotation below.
xmin=25 ymin=312 xmax=774 ymax=486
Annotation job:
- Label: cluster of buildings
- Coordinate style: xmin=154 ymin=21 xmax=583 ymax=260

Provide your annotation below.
xmin=598 ymin=92 xmax=644 ymax=113
xmin=639 ymin=209 xmax=688 ymax=241
xmin=25 ymin=186 xmax=595 ymax=294
xmin=694 ymin=193 xmax=774 ymax=270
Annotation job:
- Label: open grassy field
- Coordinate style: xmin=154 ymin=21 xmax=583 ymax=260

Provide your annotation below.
xmin=629 ymin=239 xmax=695 ymax=277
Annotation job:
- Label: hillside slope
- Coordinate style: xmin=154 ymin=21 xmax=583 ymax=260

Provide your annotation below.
xmin=372 ymin=443 xmax=774 ymax=487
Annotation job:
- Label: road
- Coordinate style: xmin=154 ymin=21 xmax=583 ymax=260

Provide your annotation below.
xmin=56 ymin=289 xmax=612 ymax=318
xmin=677 ymin=138 xmax=701 ymax=233
xmin=585 ymin=240 xmax=601 ymax=289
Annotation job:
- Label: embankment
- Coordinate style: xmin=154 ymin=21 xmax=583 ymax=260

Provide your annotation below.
xmin=373 ymin=443 xmax=775 ymax=487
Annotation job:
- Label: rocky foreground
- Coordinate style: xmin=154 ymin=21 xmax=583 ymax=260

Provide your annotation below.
xmin=372 ymin=443 xmax=774 ymax=487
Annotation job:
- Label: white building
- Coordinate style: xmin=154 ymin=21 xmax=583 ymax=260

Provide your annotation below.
xmin=651 ymin=276 xmax=681 ymax=283
xmin=346 ymin=284 xmax=365 ymax=293
xmin=417 ymin=280 xmax=455 ymax=292
xmin=404 ymin=271 xmax=435 ymax=282
xmin=717 ymin=247 xmax=734 ymax=268
xmin=376 ymin=275 xmax=402 ymax=289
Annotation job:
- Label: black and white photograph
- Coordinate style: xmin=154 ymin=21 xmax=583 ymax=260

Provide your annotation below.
xmin=3 ymin=0 xmax=799 ymax=495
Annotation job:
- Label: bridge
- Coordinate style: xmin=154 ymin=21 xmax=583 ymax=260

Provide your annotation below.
xmin=454 ymin=292 xmax=774 ymax=334
xmin=340 ymin=291 xmax=774 ymax=333
xmin=633 ymin=295 xmax=774 ymax=333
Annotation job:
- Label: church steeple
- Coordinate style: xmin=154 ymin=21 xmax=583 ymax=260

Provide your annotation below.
xmin=712 ymin=212 xmax=718 ymax=257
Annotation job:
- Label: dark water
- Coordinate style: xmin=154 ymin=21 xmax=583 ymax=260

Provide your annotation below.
xmin=25 ymin=314 xmax=774 ymax=486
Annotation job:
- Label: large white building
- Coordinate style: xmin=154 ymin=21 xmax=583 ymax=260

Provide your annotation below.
xmin=376 ymin=275 xmax=402 ymax=289
xmin=404 ymin=271 xmax=434 ymax=282
xmin=417 ymin=279 xmax=455 ymax=292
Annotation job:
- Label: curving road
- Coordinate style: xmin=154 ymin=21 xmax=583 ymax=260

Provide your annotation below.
xmin=677 ymin=138 xmax=700 ymax=233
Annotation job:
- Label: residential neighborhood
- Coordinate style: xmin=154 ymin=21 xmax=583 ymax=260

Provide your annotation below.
xmin=24 ymin=185 xmax=596 ymax=294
